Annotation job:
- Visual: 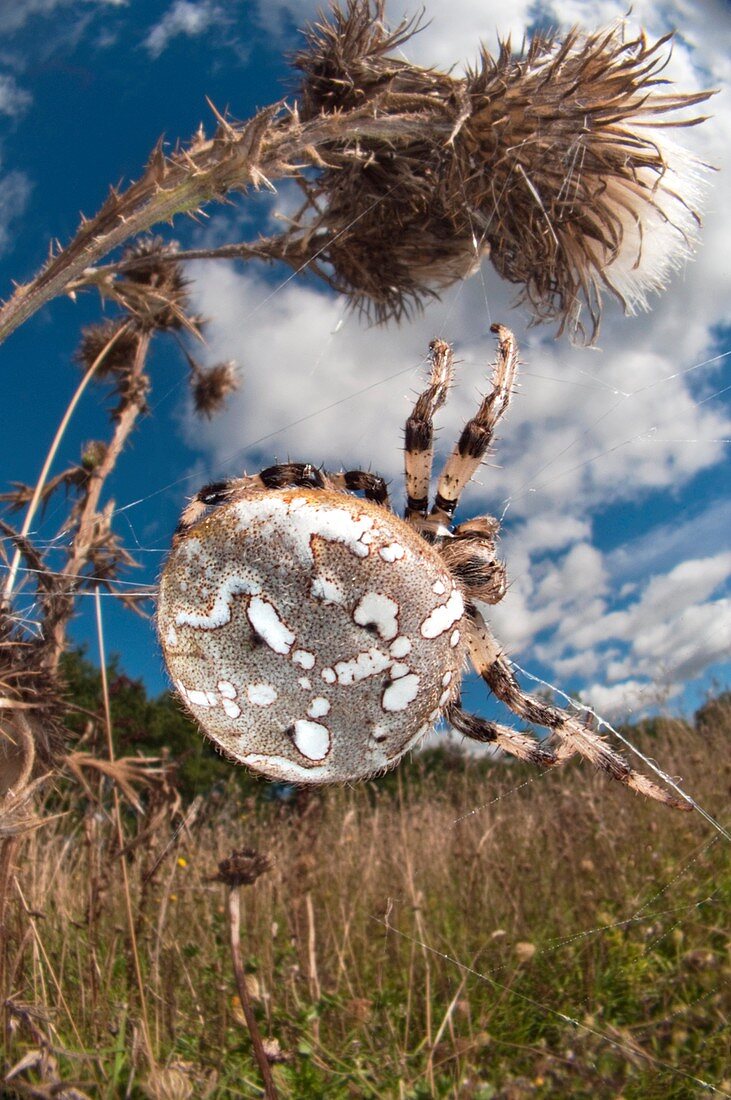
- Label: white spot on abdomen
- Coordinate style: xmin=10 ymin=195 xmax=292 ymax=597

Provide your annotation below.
xmin=291 ymin=719 xmax=331 ymax=761
xmin=379 ymin=542 xmax=405 ymax=562
xmin=307 ymin=697 xmax=331 ymax=718
xmin=390 ymin=662 xmax=410 ymax=679
xmin=247 ymin=597 xmax=295 ymax=654
xmin=223 ymin=698 xmax=242 ymax=719
xmin=420 ymin=589 xmax=464 ymax=639
xmin=353 ymin=592 xmax=399 ymax=641
xmin=186 ymin=688 xmax=213 ymax=708
xmin=217 ymin=680 xmax=237 ymax=699
xmin=246 ymin=683 xmax=278 ymax=707
xmin=382 ymin=674 xmax=420 ymax=712
xmin=175 ymin=571 xmax=261 ymax=629
xmin=334 ymin=648 xmax=392 ymax=685
xmin=292 ymin=649 xmax=315 ymax=669
xmin=310 ymin=575 xmax=346 ymax=605
xmin=389 ymin=636 xmax=412 ymax=658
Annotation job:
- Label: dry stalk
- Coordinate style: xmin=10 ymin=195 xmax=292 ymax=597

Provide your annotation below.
xmin=214 ymin=848 xmax=277 ymax=1100
xmin=0 ymin=237 xmax=239 ymax=804
xmin=94 ymin=586 xmax=156 ymax=1072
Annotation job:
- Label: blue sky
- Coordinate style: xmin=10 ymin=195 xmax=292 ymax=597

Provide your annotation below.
xmin=0 ymin=0 xmax=729 ymax=728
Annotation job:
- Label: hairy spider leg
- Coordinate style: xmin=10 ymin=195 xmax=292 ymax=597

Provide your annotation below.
xmin=174 ymin=463 xmax=329 ymax=541
xmin=329 ymin=470 xmax=392 ymax=507
xmin=403 ymin=338 xmax=454 ymax=521
xmin=445 ymin=698 xmax=557 ymax=766
xmin=465 ymin=603 xmax=691 ymax=810
xmin=428 ymin=323 xmax=518 ymax=533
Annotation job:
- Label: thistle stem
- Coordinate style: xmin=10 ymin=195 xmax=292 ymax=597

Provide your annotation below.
xmin=0 ymin=112 xmax=443 ymax=349
xmin=227 ymin=885 xmax=279 ymax=1100
xmin=1 ymin=322 xmax=131 ymax=605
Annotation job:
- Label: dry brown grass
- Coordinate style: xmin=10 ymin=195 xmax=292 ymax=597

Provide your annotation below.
xmin=1 ymin=703 xmax=729 ymax=1097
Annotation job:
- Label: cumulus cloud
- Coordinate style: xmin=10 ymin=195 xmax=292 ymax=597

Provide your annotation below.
xmin=143 ymin=0 xmax=222 ymax=58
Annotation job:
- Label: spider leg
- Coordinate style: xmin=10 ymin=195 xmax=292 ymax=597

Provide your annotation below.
xmin=175 ymin=475 xmax=261 ymax=539
xmin=404 ymin=338 xmax=454 ymax=522
xmin=428 ymin=323 xmax=518 ymax=532
xmin=464 ymin=603 xmax=691 ymax=810
xmin=445 ymin=698 xmax=557 ymax=767
xmin=174 ymin=464 xmax=328 ymax=541
xmin=259 ymin=462 xmax=328 ymax=490
xmin=330 ymin=470 xmax=391 ymax=508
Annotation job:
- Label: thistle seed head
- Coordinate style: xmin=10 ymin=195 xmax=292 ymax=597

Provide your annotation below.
xmin=292 ymin=4 xmax=713 ymax=341
xmin=215 ymin=847 xmax=272 ymax=888
xmin=119 ymin=236 xmax=193 ymax=333
xmin=76 ymin=319 xmax=138 ymax=376
xmin=191 ymin=360 xmax=239 ymax=419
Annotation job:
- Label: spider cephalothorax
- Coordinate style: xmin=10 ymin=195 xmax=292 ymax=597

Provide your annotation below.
xmin=158 ymin=325 xmax=688 ymax=808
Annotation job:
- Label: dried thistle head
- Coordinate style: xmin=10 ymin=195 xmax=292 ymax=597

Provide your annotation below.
xmin=215 ymin=847 xmax=272 ymax=888
xmin=294 ymin=0 xmax=446 ymax=116
xmin=0 ymin=618 xmax=67 ymax=785
xmin=291 ymin=3 xmax=712 ymax=340
xmin=76 ymin=318 xmax=138 ymax=376
xmin=191 ymin=360 xmax=239 ymax=419
xmin=117 ymin=236 xmax=196 ymax=333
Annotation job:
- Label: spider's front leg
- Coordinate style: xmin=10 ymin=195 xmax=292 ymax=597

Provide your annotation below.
xmin=462 ymin=603 xmax=691 ymax=810
xmin=330 ymin=470 xmax=391 ymax=508
xmin=428 ymin=323 xmax=518 ymax=533
xmin=403 ymin=338 xmax=454 ymax=523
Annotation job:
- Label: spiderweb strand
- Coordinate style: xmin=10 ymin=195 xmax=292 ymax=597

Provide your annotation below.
xmin=371 ymin=919 xmax=731 ymax=1097
xmin=512 ymin=661 xmax=731 ymax=844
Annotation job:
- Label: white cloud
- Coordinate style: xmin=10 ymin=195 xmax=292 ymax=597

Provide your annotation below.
xmin=143 ymin=0 xmax=222 ymax=58
xmin=0 ymin=166 xmax=31 ymax=254
xmin=0 ymin=74 xmax=31 ymax=117
xmin=582 ymin=678 xmax=683 ymax=719
xmin=0 ymin=0 xmax=124 ymax=35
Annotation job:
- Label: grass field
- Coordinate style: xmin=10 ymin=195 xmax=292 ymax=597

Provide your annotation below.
xmin=2 ymin=693 xmax=729 ymax=1098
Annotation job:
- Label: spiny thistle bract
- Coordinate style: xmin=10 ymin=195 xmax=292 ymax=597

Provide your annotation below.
xmin=291 ymin=2 xmax=712 ymax=340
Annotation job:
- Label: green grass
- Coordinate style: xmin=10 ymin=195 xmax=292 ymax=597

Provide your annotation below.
xmin=1 ymin=696 xmax=729 ymax=1098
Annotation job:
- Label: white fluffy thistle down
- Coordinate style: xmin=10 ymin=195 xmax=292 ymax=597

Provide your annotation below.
xmin=594 ymin=132 xmax=710 ymax=316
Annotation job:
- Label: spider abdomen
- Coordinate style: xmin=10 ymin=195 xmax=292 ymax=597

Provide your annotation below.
xmin=158 ymin=487 xmax=466 ymax=782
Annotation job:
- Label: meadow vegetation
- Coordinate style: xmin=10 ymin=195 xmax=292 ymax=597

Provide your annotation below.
xmin=2 ymin=657 xmax=729 ymax=1097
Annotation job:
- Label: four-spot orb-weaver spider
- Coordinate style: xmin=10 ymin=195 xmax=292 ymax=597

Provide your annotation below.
xmin=158 ymin=323 xmax=687 ymax=810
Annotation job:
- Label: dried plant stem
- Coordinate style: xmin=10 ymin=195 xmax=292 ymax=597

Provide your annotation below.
xmin=0 ymin=111 xmax=441 ymax=348
xmin=227 ymin=885 xmax=279 ymax=1100
xmin=94 ymin=586 xmax=156 ymax=1071
xmin=1 ymin=321 xmax=132 ymax=606
xmin=14 ymin=876 xmax=86 ymax=1053
xmin=44 ymin=331 xmax=151 ymax=672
